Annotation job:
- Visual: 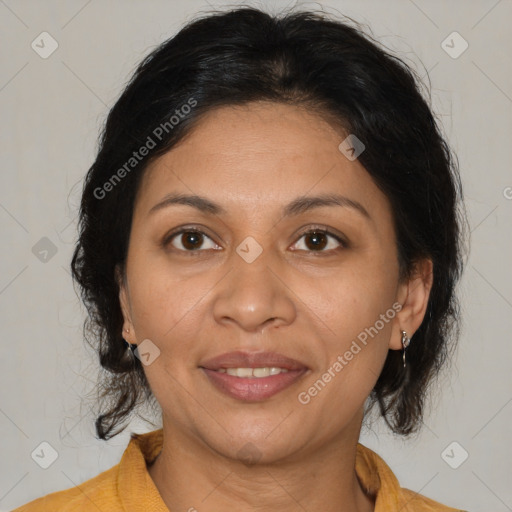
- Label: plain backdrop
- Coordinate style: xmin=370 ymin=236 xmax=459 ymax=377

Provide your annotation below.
xmin=1 ymin=1 xmax=511 ymax=510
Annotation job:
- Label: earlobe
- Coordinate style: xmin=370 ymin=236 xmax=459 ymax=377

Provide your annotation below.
xmin=116 ymin=264 xmax=135 ymax=340
xmin=389 ymin=258 xmax=433 ymax=350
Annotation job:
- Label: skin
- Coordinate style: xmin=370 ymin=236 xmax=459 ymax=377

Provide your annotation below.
xmin=118 ymin=101 xmax=433 ymax=512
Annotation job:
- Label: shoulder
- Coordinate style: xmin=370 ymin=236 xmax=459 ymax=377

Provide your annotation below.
xmin=12 ymin=429 xmax=163 ymax=512
xmin=11 ymin=464 xmax=121 ymax=512
xmin=398 ymin=487 xmax=467 ymax=512
xmin=356 ymin=443 xmax=466 ymax=512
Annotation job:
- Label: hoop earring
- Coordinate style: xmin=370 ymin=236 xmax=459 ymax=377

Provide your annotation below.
xmin=401 ymin=330 xmax=411 ymax=368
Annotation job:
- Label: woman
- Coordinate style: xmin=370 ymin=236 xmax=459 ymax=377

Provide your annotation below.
xmin=14 ymin=6 xmax=467 ymax=511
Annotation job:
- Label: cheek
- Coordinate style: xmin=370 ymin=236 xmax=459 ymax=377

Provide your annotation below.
xmin=292 ymin=258 xmax=397 ymax=400
xmin=296 ymin=284 xmax=394 ymax=427
xmin=296 ymin=256 xmax=398 ymax=338
xmin=127 ymin=255 xmax=214 ymax=342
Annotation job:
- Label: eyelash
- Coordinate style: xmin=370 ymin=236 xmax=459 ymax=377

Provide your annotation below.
xmin=161 ymin=225 xmax=348 ymax=255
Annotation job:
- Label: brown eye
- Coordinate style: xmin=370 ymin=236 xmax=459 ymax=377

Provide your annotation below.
xmin=304 ymin=231 xmax=328 ymax=250
xmin=167 ymin=229 xmax=219 ymax=252
xmin=292 ymin=229 xmax=345 ymax=253
xmin=180 ymin=231 xmax=203 ymax=250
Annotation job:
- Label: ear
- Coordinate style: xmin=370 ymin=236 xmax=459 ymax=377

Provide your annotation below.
xmin=116 ymin=264 xmax=136 ymax=342
xmin=389 ymin=258 xmax=433 ymax=350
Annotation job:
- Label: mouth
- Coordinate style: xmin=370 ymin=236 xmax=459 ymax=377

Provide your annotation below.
xmin=199 ymin=350 xmax=309 ymax=401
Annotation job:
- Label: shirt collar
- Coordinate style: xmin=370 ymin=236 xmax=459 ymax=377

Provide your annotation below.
xmin=117 ymin=428 xmax=406 ymax=511
xmin=356 ymin=441 xmax=401 ymax=509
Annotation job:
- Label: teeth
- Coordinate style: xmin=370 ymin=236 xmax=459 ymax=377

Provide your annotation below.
xmin=217 ymin=367 xmax=289 ymax=378
xmin=254 ymin=367 xmax=270 ymax=377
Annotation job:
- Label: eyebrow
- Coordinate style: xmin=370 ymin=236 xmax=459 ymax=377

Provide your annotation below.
xmin=148 ymin=192 xmax=371 ymax=220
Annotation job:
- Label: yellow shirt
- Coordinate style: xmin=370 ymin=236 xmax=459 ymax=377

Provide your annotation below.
xmin=13 ymin=429 xmax=464 ymax=511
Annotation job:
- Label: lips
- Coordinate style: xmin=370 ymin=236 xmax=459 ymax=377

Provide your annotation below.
xmin=199 ymin=350 xmax=309 ymax=401
xmin=199 ymin=350 xmax=308 ymax=371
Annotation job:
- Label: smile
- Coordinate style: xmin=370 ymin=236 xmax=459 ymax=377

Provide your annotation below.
xmin=216 ymin=367 xmax=289 ymax=377
xmin=201 ymin=367 xmax=308 ymax=401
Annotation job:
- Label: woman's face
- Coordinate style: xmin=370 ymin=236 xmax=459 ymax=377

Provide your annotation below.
xmin=119 ymin=101 xmax=429 ymax=463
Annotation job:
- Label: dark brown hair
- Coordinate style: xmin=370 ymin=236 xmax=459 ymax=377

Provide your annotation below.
xmin=71 ymin=6 xmax=466 ymax=440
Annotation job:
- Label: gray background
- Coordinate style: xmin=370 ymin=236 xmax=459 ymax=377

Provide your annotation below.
xmin=1 ymin=0 xmax=511 ymax=510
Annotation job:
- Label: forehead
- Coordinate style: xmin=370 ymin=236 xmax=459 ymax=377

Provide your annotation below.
xmin=134 ymin=102 xmax=389 ymax=220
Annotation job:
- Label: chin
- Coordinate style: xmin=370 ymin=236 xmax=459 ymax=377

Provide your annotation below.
xmin=201 ymin=418 xmax=307 ymax=465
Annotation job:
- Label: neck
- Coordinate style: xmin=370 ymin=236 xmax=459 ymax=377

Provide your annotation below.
xmin=148 ymin=415 xmax=375 ymax=512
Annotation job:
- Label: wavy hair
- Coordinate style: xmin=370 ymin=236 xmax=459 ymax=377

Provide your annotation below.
xmin=71 ymin=6 xmax=466 ymax=440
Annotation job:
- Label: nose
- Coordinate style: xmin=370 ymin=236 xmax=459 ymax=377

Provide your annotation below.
xmin=212 ymin=251 xmax=296 ymax=333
